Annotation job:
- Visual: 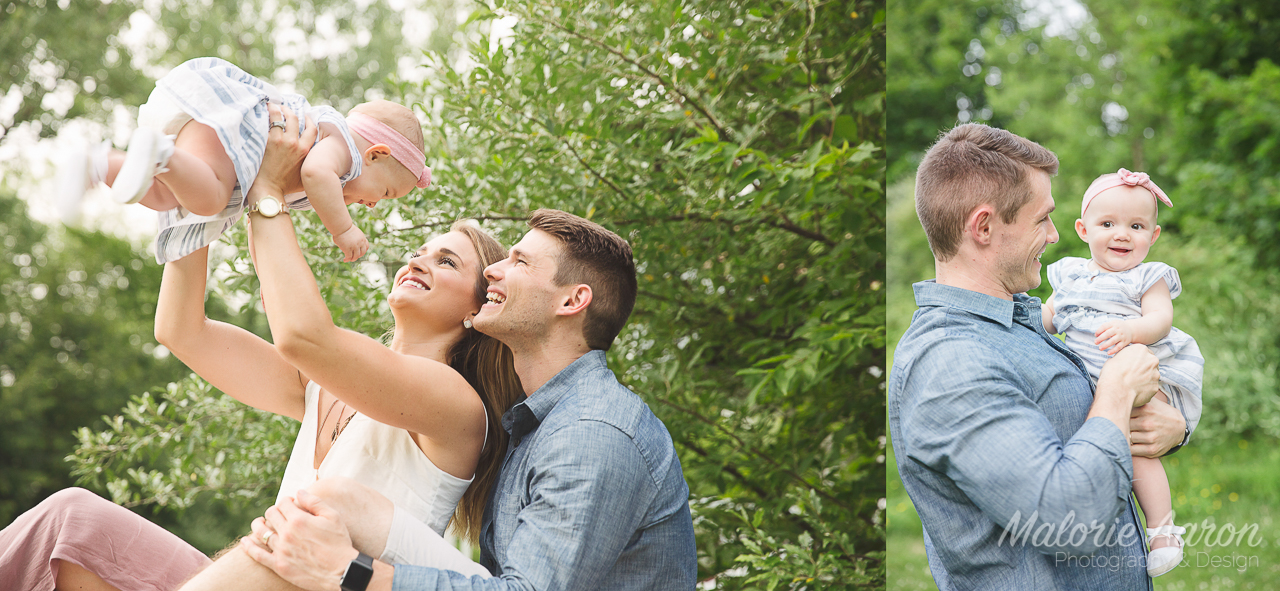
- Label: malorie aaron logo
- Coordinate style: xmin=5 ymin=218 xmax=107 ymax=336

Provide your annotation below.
xmin=997 ymin=510 xmax=1262 ymax=551
xmin=996 ymin=511 xmax=1264 ymax=573
xmin=997 ymin=510 xmax=1143 ymax=550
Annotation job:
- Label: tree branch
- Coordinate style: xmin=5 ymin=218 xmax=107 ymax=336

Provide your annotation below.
xmin=531 ymin=15 xmax=727 ymax=138
xmin=563 ymin=141 xmax=634 ymax=202
xmin=612 ymin=212 xmax=835 ymax=246
xmin=374 ymin=215 xmax=530 ymax=236
xmin=655 ymin=396 xmax=856 ymax=514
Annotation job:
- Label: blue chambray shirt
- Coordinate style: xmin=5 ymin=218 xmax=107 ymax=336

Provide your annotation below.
xmin=888 ymin=281 xmax=1151 ymax=590
xmin=392 ymin=350 xmax=697 ymax=590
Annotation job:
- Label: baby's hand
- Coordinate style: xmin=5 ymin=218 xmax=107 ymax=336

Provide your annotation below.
xmin=1095 ymin=320 xmax=1135 ymax=356
xmin=333 ymin=225 xmax=369 ymax=262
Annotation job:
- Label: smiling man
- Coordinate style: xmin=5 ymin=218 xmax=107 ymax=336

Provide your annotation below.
xmin=192 ymin=209 xmax=698 ymax=591
xmin=887 ymin=124 xmax=1186 ymax=590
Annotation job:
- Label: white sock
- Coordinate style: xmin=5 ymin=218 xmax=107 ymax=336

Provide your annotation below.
xmin=88 ymin=140 xmax=111 ymax=186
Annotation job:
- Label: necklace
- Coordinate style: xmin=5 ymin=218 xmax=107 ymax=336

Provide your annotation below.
xmin=332 ymin=406 xmax=355 ymax=443
xmin=319 ymin=397 xmax=356 ymax=444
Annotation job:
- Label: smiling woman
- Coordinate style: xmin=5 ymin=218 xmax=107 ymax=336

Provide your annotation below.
xmin=0 ymin=106 xmax=522 ymax=590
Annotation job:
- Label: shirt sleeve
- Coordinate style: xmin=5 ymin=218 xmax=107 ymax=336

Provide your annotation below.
xmin=1136 ymin=262 xmax=1181 ymax=300
xmin=1045 ymin=257 xmax=1069 ymax=291
xmin=390 ymin=421 xmax=655 ymax=591
xmin=899 ymin=337 xmax=1134 ymax=556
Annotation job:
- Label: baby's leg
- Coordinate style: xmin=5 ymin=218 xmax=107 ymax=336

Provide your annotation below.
xmin=102 ymin=149 xmax=182 ymax=211
xmin=153 ymin=122 xmax=237 ymax=216
xmin=104 ymin=122 xmax=234 ymax=214
xmin=1133 ymin=456 xmax=1174 ymax=547
xmin=1133 ymin=389 xmax=1176 ymax=549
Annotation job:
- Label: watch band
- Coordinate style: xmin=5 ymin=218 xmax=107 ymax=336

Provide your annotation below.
xmin=1163 ymin=426 xmax=1191 ymax=457
xmin=340 ymin=552 xmax=375 ymax=591
xmin=246 ymin=196 xmax=287 ymax=219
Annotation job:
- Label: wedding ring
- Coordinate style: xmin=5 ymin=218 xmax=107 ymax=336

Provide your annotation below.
xmin=270 ymin=120 xmax=287 ymax=131
xmin=262 ymin=530 xmax=274 ymax=546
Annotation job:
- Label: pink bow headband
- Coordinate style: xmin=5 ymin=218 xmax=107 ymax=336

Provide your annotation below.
xmin=1080 ymin=168 xmax=1172 ymax=218
xmin=347 ymin=112 xmax=432 ymax=189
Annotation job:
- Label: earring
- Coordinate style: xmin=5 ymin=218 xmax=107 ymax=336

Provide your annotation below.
xmin=463 ymin=318 xmax=473 ymax=329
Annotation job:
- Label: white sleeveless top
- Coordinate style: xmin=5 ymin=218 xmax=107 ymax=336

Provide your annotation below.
xmin=275 ymin=382 xmax=474 ymax=536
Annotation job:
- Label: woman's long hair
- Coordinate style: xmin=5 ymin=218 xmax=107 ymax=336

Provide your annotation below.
xmin=442 ymin=220 xmax=523 ymax=543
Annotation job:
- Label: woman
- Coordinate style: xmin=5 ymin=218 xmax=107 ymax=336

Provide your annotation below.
xmin=0 ymin=104 xmax=520 ymax=590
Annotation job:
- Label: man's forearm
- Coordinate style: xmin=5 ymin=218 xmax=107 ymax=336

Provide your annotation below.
xmin=385 ymin=565 xmax=512 ymax=591
xmin=1085 ymin=386 xmax=1135 ymax=442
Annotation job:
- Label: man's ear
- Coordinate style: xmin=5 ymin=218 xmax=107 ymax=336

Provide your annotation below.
xmin=967 ymin=205 xmax=996 ymax=246
xmin=365 ymin=143 xmax=392 ymax=161
xmin=555 ymin=284 xmax=593 ymax=317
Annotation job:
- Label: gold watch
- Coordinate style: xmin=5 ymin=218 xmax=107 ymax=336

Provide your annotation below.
xmin=246 ymin=196 xmax=287 ymax=218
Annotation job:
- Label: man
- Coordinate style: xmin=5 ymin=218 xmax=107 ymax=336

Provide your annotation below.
xmin=887 ymin=123 xmax=1188 ymax=590
xmin=180 ymin=210 xmax=698 ymax=591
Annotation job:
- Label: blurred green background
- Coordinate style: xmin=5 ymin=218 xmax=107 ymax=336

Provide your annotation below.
xmin=888 ymin=0 xmax=1280 ymax=588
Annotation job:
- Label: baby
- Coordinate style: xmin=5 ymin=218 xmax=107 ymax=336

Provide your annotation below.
xmin=1042 ymin=169 xmax=1204 ymax=578
xmin=59 ymin=57 xmax=431 ymax=263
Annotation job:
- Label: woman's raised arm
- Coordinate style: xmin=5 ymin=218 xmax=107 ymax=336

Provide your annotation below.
xmin=240 ymin=104 xmax=485 ymax=447
xmin=154 ymin=247 xmax=307 ymax=420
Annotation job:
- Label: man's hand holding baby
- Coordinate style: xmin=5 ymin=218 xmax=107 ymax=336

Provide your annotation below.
xmin=1098 ymin=344 xmax=1162 ymax=409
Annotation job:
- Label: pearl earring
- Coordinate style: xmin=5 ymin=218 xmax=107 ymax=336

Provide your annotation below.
xmin=463 ymin=318 xmax=473 ymax=329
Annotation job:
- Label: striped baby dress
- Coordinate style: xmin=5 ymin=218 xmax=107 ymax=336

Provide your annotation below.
xmin=140 ymin=57 xmax=361 ymax=263
xmin=1047 ymin=256 xmax=1204 ymax=434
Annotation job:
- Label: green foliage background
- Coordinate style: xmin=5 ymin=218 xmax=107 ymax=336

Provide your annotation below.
xmin=888 ymin=0 xmax=1280 ymax=587
xmin=5 ymin=0 xmax=885 ymax=587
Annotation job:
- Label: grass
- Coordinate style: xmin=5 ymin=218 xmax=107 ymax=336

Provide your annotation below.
xmin=887 ymin=436 xmax=1280 ymax=589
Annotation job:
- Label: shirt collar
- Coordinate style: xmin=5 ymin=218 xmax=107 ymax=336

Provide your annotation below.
xmin=912 ymin=280 xmax=1040 ymax=328
xmin=502 ymin=350 xmax=609 ymax=440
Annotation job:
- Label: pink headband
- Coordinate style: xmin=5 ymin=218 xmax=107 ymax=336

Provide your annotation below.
xmin=1080 ymin=168 xmax=1171 ymax=218
xmin=347 ymin=112 xmax=432 ymax=189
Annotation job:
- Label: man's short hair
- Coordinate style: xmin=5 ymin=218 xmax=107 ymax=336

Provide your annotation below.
xmin=528 ymin=209 xmax=637 ymax=350
xmin=915 ymin=123 xmax=1059 ymax=261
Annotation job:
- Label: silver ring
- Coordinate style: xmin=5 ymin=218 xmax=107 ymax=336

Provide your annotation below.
xmin=270 ymin=120 xmax=287 ymax=131
xmin=261 ymin=530 xmax=274 ymax=545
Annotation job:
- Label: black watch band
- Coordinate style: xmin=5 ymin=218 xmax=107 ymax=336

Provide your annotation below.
xmin=1163 ymin=426 xmax=1191 ymax=457
xmin=340 ymin=552 xmax=375 ymax=591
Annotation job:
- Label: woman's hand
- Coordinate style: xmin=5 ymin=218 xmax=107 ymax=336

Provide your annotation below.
xmin=255 ymin=103 xmax=318 ymax=198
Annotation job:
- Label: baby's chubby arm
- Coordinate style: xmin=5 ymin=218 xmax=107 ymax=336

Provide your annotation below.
xmin=300 ymin=136 xmax=367 ymax=261
xmin=1095 ymin=278 xmax=1173 ymax=355
xmin=1041 ymin=293 xmax=1057 ymax=334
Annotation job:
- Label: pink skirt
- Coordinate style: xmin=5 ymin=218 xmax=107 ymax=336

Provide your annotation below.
xmin=0 ymin=488 xmax=212 ymax=591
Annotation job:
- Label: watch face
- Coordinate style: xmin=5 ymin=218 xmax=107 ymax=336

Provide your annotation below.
xmin=260 ymin=198 xmax=282 ymax=217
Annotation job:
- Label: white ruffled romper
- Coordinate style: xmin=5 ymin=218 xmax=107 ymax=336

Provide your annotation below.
xmin=1048 ymin=257 xmax=1204 ymax=434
